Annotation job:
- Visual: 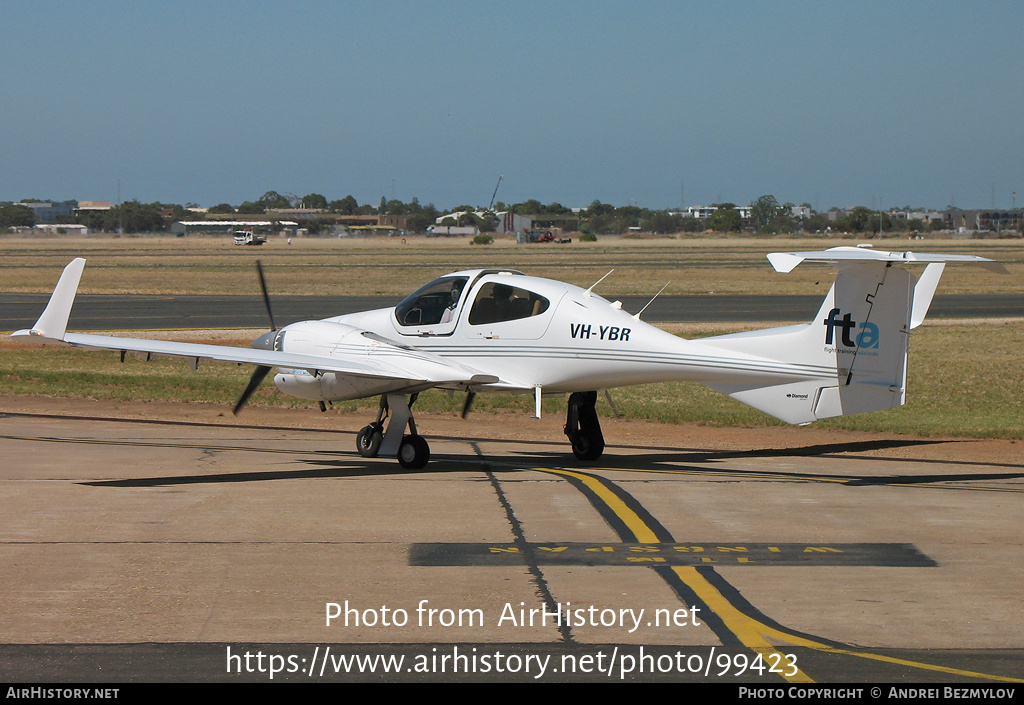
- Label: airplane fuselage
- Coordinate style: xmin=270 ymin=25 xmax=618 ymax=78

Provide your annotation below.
xmin=271 ymin=269 xmax=818 ymax=403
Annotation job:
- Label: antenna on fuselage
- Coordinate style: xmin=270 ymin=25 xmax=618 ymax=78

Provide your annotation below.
xmin=634 ymin=281 xmax=670 ymax=320
xmin=584 ymin=269 xmax=614 ymax=297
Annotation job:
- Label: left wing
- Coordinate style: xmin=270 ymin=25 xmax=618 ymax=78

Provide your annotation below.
xmin=12 ymin=258 xmax=497 ymax=388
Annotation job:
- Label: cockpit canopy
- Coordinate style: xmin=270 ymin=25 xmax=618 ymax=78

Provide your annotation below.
xmin=393 ymin=272 xmax=552 ymax=331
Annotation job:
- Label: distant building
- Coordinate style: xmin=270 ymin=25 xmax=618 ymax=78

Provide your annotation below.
xmin=16 ymin=200 xmax=76 ymax=223
xmin=943 ymin=210 xmax=1020 ymax=232
xmin=685 ymin=205 xmax=752 ymax=220
xmin=498 ymin=211 xmax=532 ymax=234
xmin=430 ymin=210 xmax=536 ymax=235
xmin=170 ymin=220 xmax=299 ymax=236
xmin=76 ymin=201 xmax=112 ymax=213
xmin=427 ymin=224 xmax=479 ymax=237
xmin=268 ymin=210 xmax=409 ymax=230
xmin=889 ymin=210 xmax=944 ymax=228
xmin=686 ymin=206 xmax=718 ymax=219
xmin=32 ymin=224 xmax=89 ymax=235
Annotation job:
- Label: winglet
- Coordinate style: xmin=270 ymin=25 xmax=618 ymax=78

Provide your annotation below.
xmin=11 ymin=257 xmax=86 ymax=342
xmin=910 ymin=262 xmax=945 ymax=329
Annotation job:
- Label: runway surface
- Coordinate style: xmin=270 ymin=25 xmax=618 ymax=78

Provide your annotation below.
xmin=3 ymin=292 xmax=1023 ymax=331
xmin=1 ymin=400 xmax=1021 ymax=682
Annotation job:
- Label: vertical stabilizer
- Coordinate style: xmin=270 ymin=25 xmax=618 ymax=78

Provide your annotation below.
xmin=811 ymin=262 xmax=912 ymax=418
xmin=702 ymin=259 xmax=913 ymax=423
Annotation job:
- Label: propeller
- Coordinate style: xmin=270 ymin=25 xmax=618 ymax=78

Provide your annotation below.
xmin=234 ymin=365 xmax=272 ymax=415
xmin=234 ymin=261 xmax=277 ymax=415
xmin=256 ymin=260 xmax=276 ymax=333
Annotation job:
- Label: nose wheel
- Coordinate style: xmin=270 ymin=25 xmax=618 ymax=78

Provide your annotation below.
xmin=355 ymin=423 xmax=384 ymax=457
xmin=355 ymin=394 xmax=431 ymax=469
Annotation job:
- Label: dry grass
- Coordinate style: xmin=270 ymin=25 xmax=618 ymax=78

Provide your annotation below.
xmin=2 ymin=234 xmax=1021 ymax=297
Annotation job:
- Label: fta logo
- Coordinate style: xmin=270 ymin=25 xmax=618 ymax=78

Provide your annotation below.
xmin=823 ymin=308 xmax=879 ymax=348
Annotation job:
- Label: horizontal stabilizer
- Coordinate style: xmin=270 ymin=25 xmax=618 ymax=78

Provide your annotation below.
xmin=767 ymin=247 xmax=1008 ymax=274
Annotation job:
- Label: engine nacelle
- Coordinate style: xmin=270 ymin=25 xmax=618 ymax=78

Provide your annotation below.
xmin=274 ymin=370 xmax=417 ymax=402
xmin=269 ymin=320 xmax=366 ymax=357
xmin=270 ymin=320 xmax=419 ymax=402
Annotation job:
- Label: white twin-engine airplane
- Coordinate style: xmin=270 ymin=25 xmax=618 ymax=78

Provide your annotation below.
xmin=13 ymin=248 xmax=1005 ymax=469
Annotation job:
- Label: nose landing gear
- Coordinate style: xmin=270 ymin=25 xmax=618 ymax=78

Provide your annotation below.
xmin=355 ymin=393 xmax=431 ymax=469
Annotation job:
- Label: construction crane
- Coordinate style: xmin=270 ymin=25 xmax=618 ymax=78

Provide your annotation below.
xmin=488 ymin=175 xmax=503 ymax=210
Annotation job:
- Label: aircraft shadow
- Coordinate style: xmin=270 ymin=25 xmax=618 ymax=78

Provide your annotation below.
xmin=515 ymin=438 xmax=1024 ymax=488
xmin=53 ymin=414 xmax=1021 ymax=489
xmin=79 ymin=459 xmax=428 ymax=488
xmin=78 ymin=449 xmax=500 ymax=488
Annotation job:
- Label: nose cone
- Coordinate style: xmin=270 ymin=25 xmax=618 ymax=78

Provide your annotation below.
xmin=250 ymin=330 xmax=277 ymax=350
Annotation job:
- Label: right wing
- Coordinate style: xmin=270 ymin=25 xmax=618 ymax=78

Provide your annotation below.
xmin=12 ymin=258 xmax=497 ymax=389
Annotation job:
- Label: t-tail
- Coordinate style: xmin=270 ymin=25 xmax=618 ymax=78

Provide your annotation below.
xmin=699 ymin=247 xmax=1007 ymax=424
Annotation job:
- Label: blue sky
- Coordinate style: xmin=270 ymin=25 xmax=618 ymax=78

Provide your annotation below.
xmin=2 ymin=1 xmax=1022 ymax=211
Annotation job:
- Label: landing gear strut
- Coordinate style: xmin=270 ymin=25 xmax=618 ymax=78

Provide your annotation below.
xmin=355 ymin=393 xmax=431 ymax=469
xmin=564 ymin=390 xmax=604 ymax=461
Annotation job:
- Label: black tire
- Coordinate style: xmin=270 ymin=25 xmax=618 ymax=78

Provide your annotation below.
xmin=570 ymin=430 xmax=604 ymax=461
xmin=356 ymin=424 xmax=383 ymax=458
xmin=397 ymin=434 xmax=430 ymax=469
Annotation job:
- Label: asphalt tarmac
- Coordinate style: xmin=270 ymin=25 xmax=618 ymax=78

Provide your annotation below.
xmin=2 ymin=292 xmax=1023 ymax=332
xmin=3 ymin=274 xmax=1022 ymax=683
xmin=1 ymin=401 xmax=1021 ymax=683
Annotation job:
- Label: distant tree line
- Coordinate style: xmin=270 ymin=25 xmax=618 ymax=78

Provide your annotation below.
xmin=207 ymin=191 xmax=444 ymax=235
xmin=0 ymin=204 xmax=35 ymax=228
xmin=74 ymin=201 xmax=190 ymax=233
xmin=3 ymin=191 xmax=1022 ymax=235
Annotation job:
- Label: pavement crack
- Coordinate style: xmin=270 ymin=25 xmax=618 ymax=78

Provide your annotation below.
xmin=473 ymin=445 xmax=575 ymax=644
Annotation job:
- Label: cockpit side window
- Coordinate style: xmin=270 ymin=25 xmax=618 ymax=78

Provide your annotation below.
xmin=468 ymin=282 xmax=550 ymax=325
xmin=394 ymin=276 xmax=469 ymax=327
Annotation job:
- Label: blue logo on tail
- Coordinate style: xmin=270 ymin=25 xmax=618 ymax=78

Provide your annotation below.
xmin=824 ymin=309 xmax=879 ymax=349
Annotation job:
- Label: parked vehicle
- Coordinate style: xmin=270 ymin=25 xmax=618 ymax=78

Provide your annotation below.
xmin=233 ymin=230 xmax=266 ymax=246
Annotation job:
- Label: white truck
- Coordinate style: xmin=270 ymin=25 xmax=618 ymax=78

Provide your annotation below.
xmin=233 ymin=230 xmax=266 ymax=246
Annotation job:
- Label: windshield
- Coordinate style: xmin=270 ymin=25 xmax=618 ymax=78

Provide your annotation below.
xmin=394 ymin=276 xmax=469 ymax=327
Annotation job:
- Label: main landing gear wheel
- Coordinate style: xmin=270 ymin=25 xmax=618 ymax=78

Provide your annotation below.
xmin=568 ymin=429 xmax=604 ymax=461
xmin=355 ymin=424 xmax=384 ymax=458
xmin=564 ymin=391 xmax=605 ymax=462
xmin=397 ymin=434 xmax=430 ymax=470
